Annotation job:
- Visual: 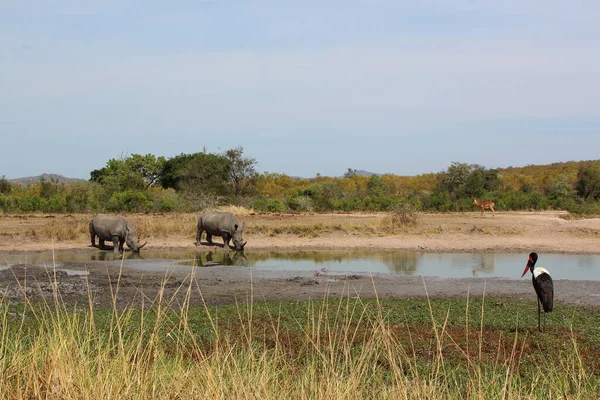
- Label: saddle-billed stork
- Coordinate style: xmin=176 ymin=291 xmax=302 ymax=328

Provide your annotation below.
xmin=521 ymin=252 xmax=554 ymax=332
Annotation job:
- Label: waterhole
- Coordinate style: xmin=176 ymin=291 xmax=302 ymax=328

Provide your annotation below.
xmin=2 ymin=250 xmax=600 ymax=280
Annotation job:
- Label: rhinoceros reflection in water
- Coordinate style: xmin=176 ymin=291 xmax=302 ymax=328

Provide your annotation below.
xmin=90 ymin=251 xmax=145 ymax=261
xmin=193 ymin=251 xmax=248 ymax=267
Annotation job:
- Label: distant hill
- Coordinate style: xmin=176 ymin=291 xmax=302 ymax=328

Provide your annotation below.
xmin=354 ymin=170 xmax=379 ymax=177
xmin=8 ymin=173 xmax=87 ymax=186
xmin=340 ymin=169 xmax=380 ymax=178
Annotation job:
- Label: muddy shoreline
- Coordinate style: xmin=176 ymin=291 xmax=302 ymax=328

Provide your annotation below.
xmin=3 ymin=257 xmax=600 ymax=309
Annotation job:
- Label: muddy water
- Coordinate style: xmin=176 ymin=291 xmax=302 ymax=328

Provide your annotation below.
xmin=2 ymin=250 xmax=600 ymax=281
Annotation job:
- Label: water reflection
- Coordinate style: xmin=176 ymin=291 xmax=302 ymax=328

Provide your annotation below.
xmin=3 ymin=250 xmax=600 ymax=281
xmin=89 ymin=252 xmax=145 ymax=261
xmin=177 ymin=251 xmax=249 ymax=267
xmin=377 ymin=252 xmax=419 ymax=274
xmin=471 ymin=254 xmax=495 ymax=277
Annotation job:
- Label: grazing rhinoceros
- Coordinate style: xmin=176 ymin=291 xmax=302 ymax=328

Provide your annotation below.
xmin=195 ymin=211 xmax=247 ymax=251
xmin=89 ymin=214 xmax=147 ymax=254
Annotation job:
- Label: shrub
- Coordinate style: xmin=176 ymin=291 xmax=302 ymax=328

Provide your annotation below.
xmin=251 ymin=198 xmax=268 ymax=212
xmin=266 ymin=198 xmax=286 ymax=212
xmin=389 ymin=203 xmax=421 ymax=227
xmin=425 ymin=192 xmax=453 ymax=212
xmin=332 ymin=197 xmax=363 ymax=212
xmin=107 ymin=190 xmax=154 ymax=212
xmin=362 ymin=195 xmax=392 ymax=211
xmin=46 ymin=194 xmax=67 ymax=213
xmin=306 ymin=183 xmax=343 ymax=211
xmin=287 ymin=195 xmax=313 ymax=212
xmin=0 ymin=177 xmax=12 ymax=194
xmin=0 ymin=193 xmax=17 ymax=212
xmin=65 ymin=183 xmax=97 ymax=212
xmin=18 ymin=195 xmax=46 ymax=212
xmin=149 ymin=188 xmax=180 ymax=212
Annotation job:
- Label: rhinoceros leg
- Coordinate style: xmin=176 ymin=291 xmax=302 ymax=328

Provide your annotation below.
xmin=221 ymin=232 xmax=231 ymax=249
xmin=112 ymin=236 xmax=122 ymax=254
xmin=206 ymin=233 xmax=214 ymax=246
xmin=195 ymin=226 xmax=204 ymax=246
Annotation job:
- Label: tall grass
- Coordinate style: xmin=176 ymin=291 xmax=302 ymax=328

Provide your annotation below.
xmin=0 ymin=269 xmax=598 ymax=398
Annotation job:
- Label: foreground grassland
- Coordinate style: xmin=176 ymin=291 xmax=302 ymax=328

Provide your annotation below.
xmin=1 ymin=284 xmax=599 ymax=399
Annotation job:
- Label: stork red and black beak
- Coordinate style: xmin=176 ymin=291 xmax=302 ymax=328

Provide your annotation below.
xmin=521 ymin=255 xmax=533 ymax=277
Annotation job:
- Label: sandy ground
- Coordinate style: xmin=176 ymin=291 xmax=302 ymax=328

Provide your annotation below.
xmin=1 ymin=211 xmax=600 ymax=308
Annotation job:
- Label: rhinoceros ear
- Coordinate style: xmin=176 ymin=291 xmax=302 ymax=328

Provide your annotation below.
xmin=241 ymin=222 xmax=246 ymax=231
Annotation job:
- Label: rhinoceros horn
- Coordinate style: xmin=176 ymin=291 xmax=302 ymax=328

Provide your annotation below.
xmin=139 ymin=241 xmax=147 ymax=250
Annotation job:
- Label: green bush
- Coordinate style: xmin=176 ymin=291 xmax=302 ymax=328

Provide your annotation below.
xmin=65 ymin=183 xmax=96 ymax=212
xmin=305 ymin=183 xmax=343 ymax=211
xmin=151 ymin=188 xmax=180 ymax=212
xmin=0 ymin=177 xmax=12 ymax=195
xmin=251 ymin=198 xmax=268 ymax=212
xmin=362 ymin=195 xmax=392 ymax=211
xmin=457 ymin=197 xmax=475 ymax=212
xmin=107 ymin=190 xmax=154 ymax=212
xmin=287 ymin=195 xmax=313 ymax=212
xmin=266 ymin=198 xmax=286 ymax=212
xmin=425 ymin=192 xmax=454 ymax=212
xmin=18 ymin=195 xmax=46 ymax=212
xmin=0 ymin=193 xmax=17 ymax=212
xmin=332 ymin=197 xmax=363 ymax=212
xmin=46 ymin=194 xmax=67 ymax=213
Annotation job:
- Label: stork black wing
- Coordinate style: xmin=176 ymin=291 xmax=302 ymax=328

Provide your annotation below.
xmin=534 ymin=273 xmax=554 ymax=312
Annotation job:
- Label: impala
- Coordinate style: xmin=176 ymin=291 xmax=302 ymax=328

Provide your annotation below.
xmin=473 ymin=199 xmax=495 ymax=217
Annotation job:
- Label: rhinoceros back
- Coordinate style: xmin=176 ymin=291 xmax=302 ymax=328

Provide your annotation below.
xmin=199 ymin=211 xmax=238 ymax=235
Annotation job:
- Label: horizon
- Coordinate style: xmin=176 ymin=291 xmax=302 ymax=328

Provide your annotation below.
xmin=2 ymin=1 xmax=599 ymax=180
xmin=5 ymin=158 xmax=599 ymax=182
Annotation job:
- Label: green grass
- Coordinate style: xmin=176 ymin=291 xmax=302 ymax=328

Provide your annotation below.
xmin=1 ymin=278 xmax=599 ymax=398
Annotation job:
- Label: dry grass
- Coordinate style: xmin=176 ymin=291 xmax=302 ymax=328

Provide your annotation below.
xmin=468 ymin=224 xmax=524 ymax=236
xmin=0 ymin=212 xmax=503 ymax=243
xmin=0 ymin=271 xmax=597 ymax=399
xmin=421 ymin=223 xmax=453 ymax=235
xmin=0 ymin=211 xmax=585 ymax=250
xmin=38 ymin=221 xmax=89 ymax=241
xmin=558 ymin=212 xmax=586 ymax=221
xmin=216 ymin=205 xmax=256 ymax=216
xmin=247 ymin=221 xmax=377 ymax=238
xmin=132 ymin=213 xmax=198 ymax=238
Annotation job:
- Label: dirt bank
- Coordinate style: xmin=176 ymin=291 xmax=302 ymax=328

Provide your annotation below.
xmin=1 ymin=211 xmax=599 ymax=254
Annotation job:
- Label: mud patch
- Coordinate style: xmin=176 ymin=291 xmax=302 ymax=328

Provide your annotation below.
xmin=0 ymin=265 xmax=103 ymax=302
xmin=286 ymin=277 xmax=320 ymax=286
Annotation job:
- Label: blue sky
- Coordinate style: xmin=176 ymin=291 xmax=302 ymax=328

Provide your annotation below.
xmin=1 ymin=1 xmax=600 ymax=179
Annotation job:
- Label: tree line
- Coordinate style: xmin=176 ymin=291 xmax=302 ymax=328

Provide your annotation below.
xmin=1 ymin=147 xmax=600 ymax=214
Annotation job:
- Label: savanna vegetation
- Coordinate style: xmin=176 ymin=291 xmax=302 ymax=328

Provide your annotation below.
xmin=2 ymin=147 xmax=600 ymax=215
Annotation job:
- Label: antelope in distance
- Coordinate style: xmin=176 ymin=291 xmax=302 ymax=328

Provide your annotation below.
xmin=473 ymin=199 xmax=495 ymax=217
